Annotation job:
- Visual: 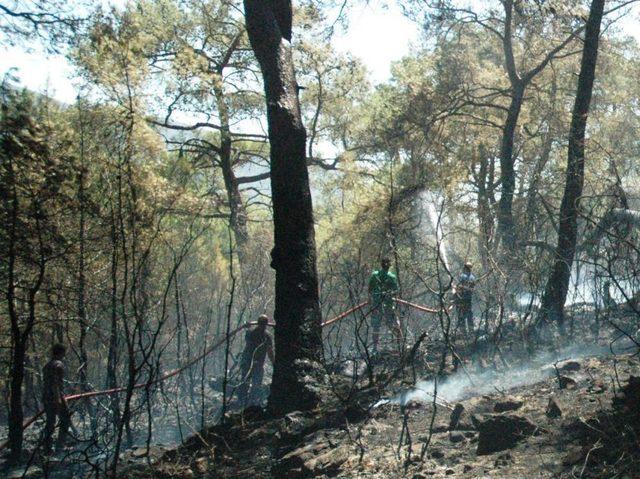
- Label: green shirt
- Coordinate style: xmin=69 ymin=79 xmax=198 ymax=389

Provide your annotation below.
xmin=368 ymin=270 xmax=399 ymax=307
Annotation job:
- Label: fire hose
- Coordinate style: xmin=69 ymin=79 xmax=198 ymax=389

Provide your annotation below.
xmin=0 ymin=298 xmax=441 ymax=451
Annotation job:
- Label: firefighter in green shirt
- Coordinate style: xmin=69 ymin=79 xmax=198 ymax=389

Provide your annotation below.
xmin=368 ymin=257 xmax=402 ymax=351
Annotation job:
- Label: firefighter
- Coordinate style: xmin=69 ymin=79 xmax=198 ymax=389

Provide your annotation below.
xmin=455 ymin=262 xmax=476 ymax=335
xmin=237 ymin=315 xmax=274 ymax=406
xmin=368 ymin=257 xmax=402 ymax=352
xmin=42 ymin=343 xmax=71 ymax=454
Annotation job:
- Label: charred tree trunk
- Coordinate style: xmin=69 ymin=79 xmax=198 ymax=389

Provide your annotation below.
xmin=497 ymin=79 xmax=525 ymax=251
xmin=77 ymin=101 xmax=89 ymax=393
xmin=4 ymin=151 xmax=24 ymax=462
xmin=524 ymin=75 xmax=558 ymax=241
xmin=4 ymin=151 xmax=44 ymax=461
xmin=539 ymin=0 xmax=605 ymax=329
xmin=244 ymin=0 xmax=324 ymax=414
xmin=8 ymin=339 xmax=26 ymax=462
xmin=474 ymin=146 xmax=495 ymax=270
xmin=106 ymin=206 xmax=121 ymax=427
xmin=495 ymin=0 xmax=583 ymax=254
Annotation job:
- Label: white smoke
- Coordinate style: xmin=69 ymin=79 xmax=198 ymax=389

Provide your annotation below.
xmin=378 ymin=342 xmax=609 ymax=407
xmin=421 ymin=191 xmax=451 ymax=272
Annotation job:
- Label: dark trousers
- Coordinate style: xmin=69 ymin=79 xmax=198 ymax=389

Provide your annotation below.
xmin=237 ymin=363 xmax=265 ymax=406
xmin=457 ymin=300 xmax=473 ymax=335
xmin=43 ymin=402 xmax=70 ymax=453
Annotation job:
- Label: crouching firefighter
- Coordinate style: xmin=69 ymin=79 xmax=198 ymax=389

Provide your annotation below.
xmin=237 ymin=315 xmax=274 ymax=406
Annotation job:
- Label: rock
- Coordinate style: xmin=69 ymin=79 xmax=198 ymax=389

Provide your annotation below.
xmin=546 ymin=397 xmax=563 ymax=418
xmin=6 ymin=467 xmax=42 ymax=479
xmin=405 ymin=400 xmax=427 ymax=410
xmin=132 ymin=447 xmax=149 ymax=458
xmin=449 ymin=431 xmax=465 ymax=443
xmin=246 ymin=422 xmax=280 ymax=442
xmin=588 ymin=381 xmax=607 ymax=394
xmin=274 ymin=440 xmax=348 ymax=478
xmin=429 ymin=448 xmax=445 ymax=459
xmin=557 ymin=360 xmax=581 ymax=372
xmin=563 ymin=446 xmax=585 ymax=465
xmin=130 ymin=446 xmax=164 ymax=459
xmin=558 ymin=375 xmax=577 ymax=390
xmin=304 ymin=447 xmax=349 ymax=475
xmin=476 ymin=414 xmax=537 ymax=455
xmin=493 ymin=397 xmax=524 ymax=413
xmin=612 ymin=375 xmax=640 ymax=413
xmin=449 ymin=403 xmax=464 ymax=429
xmin=194 ymin=457 xmax=208 ymax=473
xmin=449 ymin=403 xmax=476 ymax=431
xmin=494 ymin=452 xmax=513 ymax=467
xmin=180 ymin=468 xmax=194 ymax=479
xmin=277 ymin=410 xmax=316 ymax=441
xmin=612 ymin=375 xmax=640 ymax=430
xmin=241 ymin=405 xmax=266 ymax=421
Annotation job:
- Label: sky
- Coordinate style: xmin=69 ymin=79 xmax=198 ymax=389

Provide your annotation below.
xmin=0 ymin=1 xmax=419 ymax=104
xmin=1 ymin=1 xmax=638 ymax=105
xmin=332 ymin=1 xmax=419 ymax=83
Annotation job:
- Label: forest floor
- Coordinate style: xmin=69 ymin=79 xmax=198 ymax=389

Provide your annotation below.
xmin=118 ymin=317 xmax=640 ymax=479
xmin=3 ymin=315 xmax=640 ymax=478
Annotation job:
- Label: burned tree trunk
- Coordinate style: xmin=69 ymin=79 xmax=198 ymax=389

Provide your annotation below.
xmin=77 ymin=100 xmax=89 ymax=393
xmin=497 ymin=80 xmax=525 ymax=251
xmin=539 ymin=0 xmax=605 ymax=329
xmin=244 ymin=0 xmax=324 ymax=414
xmin=495 ymin=0 xmax=584 ymax=253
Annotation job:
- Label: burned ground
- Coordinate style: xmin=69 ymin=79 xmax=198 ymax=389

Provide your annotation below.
xmin=110 ymin=320 xmax=639 ymax=479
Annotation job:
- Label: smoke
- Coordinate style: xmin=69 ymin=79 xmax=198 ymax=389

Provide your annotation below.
xmin=420 ymin=191 xmax=451 ymax=272
xmin=378 ymin=342 xmax=609 ymax=407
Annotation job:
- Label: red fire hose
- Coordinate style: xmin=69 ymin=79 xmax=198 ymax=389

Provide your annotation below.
xmin=0 ymin=298 xmax=439 ymax=451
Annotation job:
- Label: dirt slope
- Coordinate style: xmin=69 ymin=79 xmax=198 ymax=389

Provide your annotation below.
xmin=124 ymin=348 xmax=639 ymax=479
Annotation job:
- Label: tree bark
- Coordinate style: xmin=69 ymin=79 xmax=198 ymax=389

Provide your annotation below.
xmin=4 ymin=145 xmax=23 ymax=461
xmin=539 ymin=0 xmax=605 ymax=328
xmin=77 ymin=101 xmax=89 ymax=393
xmin=474 ymin=147 xmax=494 ymax=270
xmin=244 ymin=0 xmax=324 ymax=414
xmin=496 ymin=72 xmax=525 ymax=251
xmin=495 ymin=0 xmax=583 ymax=253
xmin=524 ymin=76 xmax=557 ymax=240
xmin=8 ymin=340 xmax=26 ymax=462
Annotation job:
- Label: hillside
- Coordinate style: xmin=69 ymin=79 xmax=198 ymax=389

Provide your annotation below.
xmin=120 ymin=333 xmax=640 ymax=478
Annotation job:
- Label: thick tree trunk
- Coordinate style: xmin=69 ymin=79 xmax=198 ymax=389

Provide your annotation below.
xmin=244 ymin=0 xmax=324 ymax=414
xmin=539 ymin=0 xmax=605 ymax=329
xmin=497 ymin=80 xmax=525 ymax=251
xmin=8 ymin=340 xmax=25 ymax=462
